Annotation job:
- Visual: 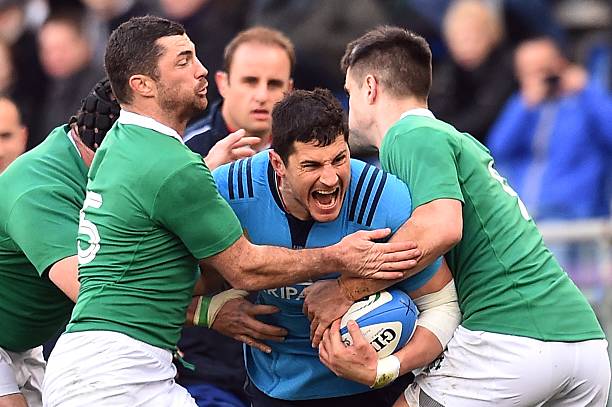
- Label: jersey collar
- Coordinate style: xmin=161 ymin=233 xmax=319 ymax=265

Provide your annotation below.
xmin=66 ymin=127 xmax=82 ymax=158
xmin=118 ymin=109 xmax=184 ymax=144
xmin=399 ymin=108 xmax=435 ymax=120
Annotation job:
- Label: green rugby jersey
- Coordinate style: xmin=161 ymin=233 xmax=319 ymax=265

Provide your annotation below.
xmin=380 ymin=111 xmax=603 ymax=342
xmin=0 ymin=126 xmax=84 ymax=352
xmin=67 ymin=111 xmax=242 ymax=350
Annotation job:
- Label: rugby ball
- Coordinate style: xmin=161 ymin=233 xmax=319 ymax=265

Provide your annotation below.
xmin=340 ymin=289 xmax=418 ymax=358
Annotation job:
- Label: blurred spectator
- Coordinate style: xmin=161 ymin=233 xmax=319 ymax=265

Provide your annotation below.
xmin=37 ymin=10 xmax=103 ymax=144
xmin=428 ymin=0 xmax=516 ymax=143
xmin=0 ymin=96 xmax=28 ymax=173
xmin=179 ymin=27 xmax=295 ymax=407
xmin=488 ymin=37 xmax=612 ymax=221
xmin=0 ymin=39 xmax=13 ymax=96
xmin=185 ymin=27 xmax=294 ymax=154
xmin=0 ymin=0 xmax=47 ymax=150
xmin=159 ymin=0 xmax=248 ymax=109
xmin=247 ymin=0 xmax=389 ymax=94
xmin=80 ymin=0 xmax=153 ymax=66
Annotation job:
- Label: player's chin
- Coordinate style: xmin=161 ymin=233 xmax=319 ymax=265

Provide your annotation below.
xmin=309 ymin=198 xmax=344 ymax=223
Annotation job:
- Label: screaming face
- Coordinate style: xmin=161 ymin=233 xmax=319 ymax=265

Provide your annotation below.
xmin=272 ymin=135 xmax=351 ymax=223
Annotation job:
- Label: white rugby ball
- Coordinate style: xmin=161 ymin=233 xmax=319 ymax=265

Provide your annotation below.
xmin=340 ymin=289 xmax=418 ymax=358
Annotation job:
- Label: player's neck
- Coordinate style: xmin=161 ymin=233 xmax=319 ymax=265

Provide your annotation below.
xmin=123 ymin=101 xmax=189 ymax=136
xmin=375 ymin=96 xmax=428 ymax=146
xmin=275 ymin=172 xmax=311 ymax=221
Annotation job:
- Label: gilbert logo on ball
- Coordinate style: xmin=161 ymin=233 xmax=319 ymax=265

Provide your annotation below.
xmin=340 ymin=289 xmax=418 ymax=358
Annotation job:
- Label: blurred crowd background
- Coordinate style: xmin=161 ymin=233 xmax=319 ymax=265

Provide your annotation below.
xmin=0 ymin=0 xmax=611 ymax=356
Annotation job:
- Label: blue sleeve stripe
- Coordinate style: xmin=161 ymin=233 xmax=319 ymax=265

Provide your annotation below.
xmin=357 ymin=168 xmax=380 ymax=224
xmin=365 ymin=172 xmax=387 ymax=227
xmin=246 ymin=157 xmax=254 ymax=198
xmin=237 ymin=159 xmax=245 ymax=199
xmin=228 ymin=161 xmax=236 ymax=200
xmin=349 ymin=164 xmax=372 ymax=221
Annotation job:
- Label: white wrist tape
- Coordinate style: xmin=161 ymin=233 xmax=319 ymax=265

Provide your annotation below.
xmin=371 ymin=355 xmax=401 ymax=389
xmin=193 ymin=289 xmax=249 ymax=327
xmin=413 ymin=280 xmax=461 ymax=349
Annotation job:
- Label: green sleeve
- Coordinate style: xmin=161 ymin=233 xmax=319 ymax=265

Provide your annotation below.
xmin=7 ymin=187 xmax=80 ymax=275
xmin=382 ymin=127 xmax=464 ymax=208
xmin=152 ymin=160 xmax=243 ymax=259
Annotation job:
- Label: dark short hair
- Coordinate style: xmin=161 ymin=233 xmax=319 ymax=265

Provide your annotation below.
xmin=223 ymin=26 xmax=295 ymax=75
xmin=271 ymin=88 xmax=348 ymax=163
xmin=104 ymin=16 xmax=185 ymax=104
xmin=341 ymin=26 xmax=432 ymax=100
xmin=69 ymin=77 xmax=120 ymax=151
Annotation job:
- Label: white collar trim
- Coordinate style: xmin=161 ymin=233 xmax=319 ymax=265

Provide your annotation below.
xmin=400 ymin=108 xmax=435 ymax=120
xmin=118 ymin=109 xmax=184 ymax=144
xmin=66 ymin=127 xmax=82 ymax=158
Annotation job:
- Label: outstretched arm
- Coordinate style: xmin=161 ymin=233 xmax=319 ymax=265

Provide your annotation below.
xmin=199 ymin=229 xmax=421 ymax=292
xmin=303 ymin=198 xmax=462 ymax=345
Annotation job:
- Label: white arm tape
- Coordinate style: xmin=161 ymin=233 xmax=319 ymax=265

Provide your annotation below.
xmin=413 ymin=280 xmax=461 ymax=349
xmin=370 ymin=355 xmax=401 ymax=389
xmin=208 ymin=289 xmax=249 ymax=326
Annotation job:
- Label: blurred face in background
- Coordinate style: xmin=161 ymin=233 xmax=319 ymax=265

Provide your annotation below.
xmin=443 ymin=0 xmax=502 ymax=70
xmin=38 ymin=19 xmax=91 ymax=79
xmin=80 ymin=0 xmax=128 ymax=18
xmin=0 ymin=4 xmax=25 ymax=44
xmin=0 ymin=98 xmax=27 ymax=173
xmin=515 ymin=39 xmax=565 ymax=87
xmin=159 ymin=0 xmax=207 ymax=20
xmin=0 ymin=40 xmax=13 ymax=92
xmin=217 ymin=41 xmax=293 ymax=139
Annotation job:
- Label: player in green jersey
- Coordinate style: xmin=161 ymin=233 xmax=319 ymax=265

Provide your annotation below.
xmin=306 ymin=26 xmax=610 ymax=406
xmin=0 ymin=78 xmax=121 ymax=407
xmin=41 ymin=17 xmax=421 ymax=407
xmin=0 ymin=79 xmax=296 ymax=407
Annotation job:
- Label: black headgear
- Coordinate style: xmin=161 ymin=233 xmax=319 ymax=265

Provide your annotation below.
xmin=69 ymin=78 xmax=120 ymax=151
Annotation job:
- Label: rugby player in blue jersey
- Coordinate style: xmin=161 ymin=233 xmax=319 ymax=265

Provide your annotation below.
xmin=209 ymin=88 xmax=461 ymax=407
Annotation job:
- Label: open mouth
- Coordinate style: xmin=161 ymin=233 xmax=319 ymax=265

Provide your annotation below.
xmin=251 ymin=109 xmax=269 ymax=118
xmin=311 ymin=186 xmax=340 ymax=210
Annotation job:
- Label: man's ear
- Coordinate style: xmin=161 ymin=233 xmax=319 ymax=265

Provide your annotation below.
xmin=216 ymin=71 xmax=229 ymax=98
xmin=365 ymin=74 xmax=378 ymax=105
xmin=269 ymin=149 xmax=286 ymax=177
xmin=128 ymin=74 xmax=156 ymax=99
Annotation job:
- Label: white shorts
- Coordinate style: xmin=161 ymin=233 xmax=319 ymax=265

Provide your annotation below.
xmin=42 ymin=331 xmax=196 ymax=407
xmin=404 ymin=326 xmax=611 ymax=407
xmin=0 ymin=345 xmax=45 ymax=407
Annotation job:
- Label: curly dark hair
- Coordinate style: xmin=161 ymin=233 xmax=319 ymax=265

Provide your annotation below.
xmin=104 ymin=16 xmax=185 ymax=104
xmin=271 ymin=88 xmax=348 ymax=163
xmin=341 ymin=26 xmax=432 ymax=100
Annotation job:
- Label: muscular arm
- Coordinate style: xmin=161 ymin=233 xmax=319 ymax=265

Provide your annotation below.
xmin=199 ymin=230 xmax=420 ymax=291
xmin=339 ymin=198 xmax=463 ymax=301
xmin=318 ymin=265 xmax=461 ymax=386
xmin=48 ymin=255 xmax=80 ymax=302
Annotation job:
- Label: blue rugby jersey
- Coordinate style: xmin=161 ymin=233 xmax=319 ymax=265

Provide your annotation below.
xmin=212 ymin=151 xmax=441 ymax=400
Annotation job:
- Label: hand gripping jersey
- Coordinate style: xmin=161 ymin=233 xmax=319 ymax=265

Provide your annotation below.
xmin=213 ymin=151 xmax=442 ymax=400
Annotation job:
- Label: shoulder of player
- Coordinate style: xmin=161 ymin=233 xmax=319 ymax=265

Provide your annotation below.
xmin=1 ymin=183 xmax=78 ymax=233
xmin=346 ymin=159 xmax=406 ymax=227
xmin=213 ymin=150 xmax=270 ymax=203
xmin=387 ymin=117 xmax=462 ymax=147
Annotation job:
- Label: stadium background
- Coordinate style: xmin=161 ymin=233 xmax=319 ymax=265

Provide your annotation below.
xmin=1 ymin=0 xmax=610 ymax=403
